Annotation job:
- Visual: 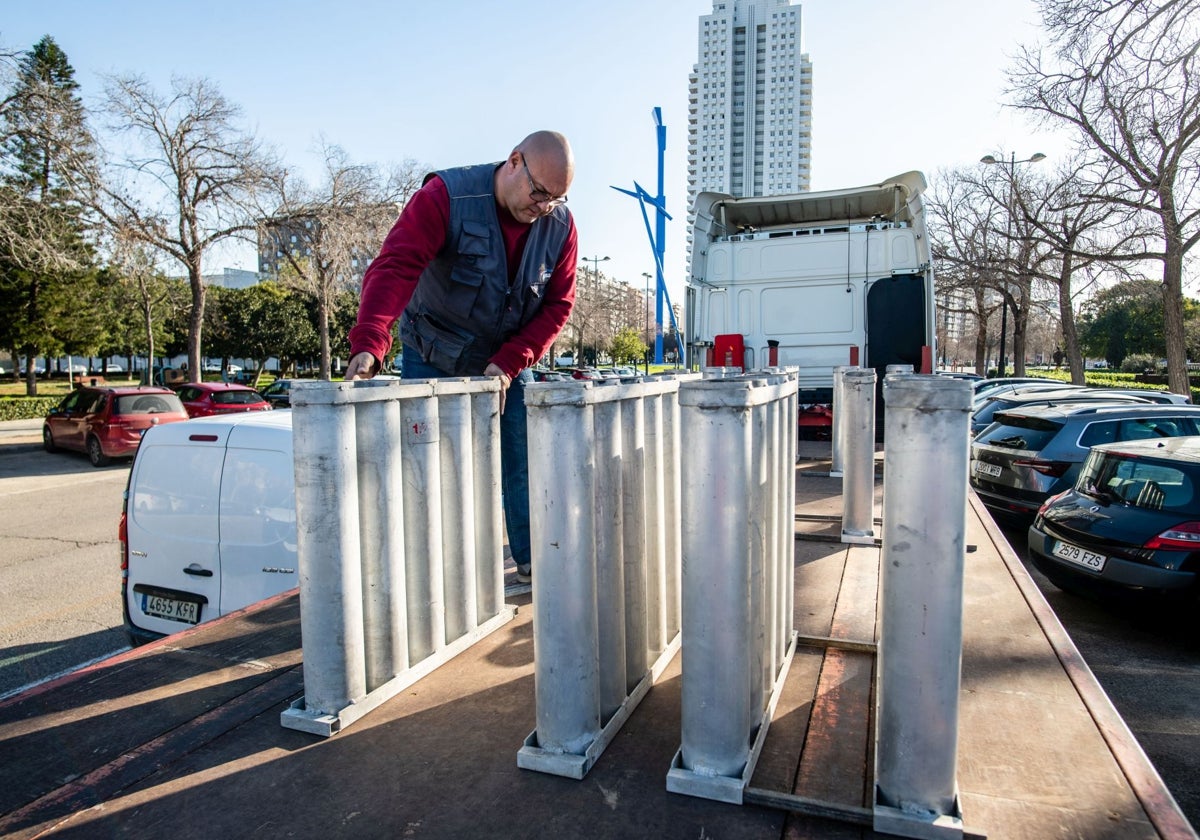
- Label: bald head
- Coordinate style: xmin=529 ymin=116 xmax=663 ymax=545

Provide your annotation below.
xmin=496 ymin=129 xmax=574 ymax=224
xmin=516 ymin=130 xmax=574 ymax=184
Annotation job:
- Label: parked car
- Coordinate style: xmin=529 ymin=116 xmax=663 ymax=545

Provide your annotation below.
xmin=971 ymin=380 xmax=1086 ymax=412
xmin=611 ymin=366 xmax=638 ymax=377
xmin=531 ymin=368 xmax=569 ymax=382
xmin=1028 ymin=435 xmax=1200 ymax=603
xmin=101 ymin=363 xmax=127 ymax=374
xmin=973 ymin=377 xmax=1061 ymax=400
xmin=936 ymin=370 xmax=984 ymax=382
xmin=971 ymin=387 xmax=1147 ymax=436
xmin=1093 ymin=389 xmax=1191 ymax=405
xmin=122 ymin=410 xmax=296 ymax=644
xmin=258 ymin=378 xmax=295 ymax=408
xmin=43 ymin=385 xmax=190 ymax=467
xmin=567 ymin=368 xmax=605 ymax=380
xmin=970 ymin=403 xmax=1200 ymax=520
xmin=175 ymin=382 xmax=272 ymax=418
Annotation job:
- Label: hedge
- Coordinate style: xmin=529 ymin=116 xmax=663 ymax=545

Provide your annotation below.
xmin=0 ymin=397 xmax=59 ymax=422
xmin=994 ymin=369 xmax=1200 ymax=402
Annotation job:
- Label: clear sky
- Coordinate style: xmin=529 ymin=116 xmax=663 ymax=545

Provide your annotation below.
xmin=3 ymin=0 xmax=1065 ymax=306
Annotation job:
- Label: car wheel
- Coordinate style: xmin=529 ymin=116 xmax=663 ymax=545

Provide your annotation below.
xmin=42 ymin=426 xmax=57 ymax=453
xmin=87 ymin=435 xmax=110 ymax=467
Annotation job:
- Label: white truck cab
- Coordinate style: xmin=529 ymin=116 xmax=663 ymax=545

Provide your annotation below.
xmin=121 ymin=410 xmax=296 ymax=643
xmin=686 ymin=172 xmax=936 ymax=434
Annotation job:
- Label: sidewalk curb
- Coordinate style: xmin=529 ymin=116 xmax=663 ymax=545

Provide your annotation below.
xmin=0 ymin=440 xmax=43 ymax=455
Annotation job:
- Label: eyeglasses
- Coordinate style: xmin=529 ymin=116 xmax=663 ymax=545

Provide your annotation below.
xmin=520 ymin=153 xmax=568 ymax=208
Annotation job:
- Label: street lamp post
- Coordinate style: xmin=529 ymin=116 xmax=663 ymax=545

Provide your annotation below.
xmin=579 ymin=255 xmax=609 ymax=366
xmin=981 ymin=151 xmax=1046 ymax=378
xmin=642 ymin=271 xmax=652 ymax=374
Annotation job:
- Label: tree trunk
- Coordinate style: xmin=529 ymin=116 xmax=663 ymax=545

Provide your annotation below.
xmin=141 ymin=289 xmax=156 ymax=384
xmin=318 ymin=289 xmax=331 ymax=380
xmin=1159 ymin=188 xmax=1190 ymax=401
xmin=1057 ymin=253 xmax=1086 ymax=386
xmin=1010 ymin=241 xmax=1035 ymax=376
xmin=21 ymin=344 xmax=38 ymax=397
xmin=973 ymin=288 xmax=989 ymax=374
xmin=1162 ymin=251 xmax=1189 ymax=399
xmin=186 ymin=258 xmax=206 ymax=384
xmin=1011 ymin=290 xmax=1028 ymax=376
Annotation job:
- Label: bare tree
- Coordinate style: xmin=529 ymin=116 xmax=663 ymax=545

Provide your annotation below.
xmin=93 ymin=75 xmax=278 ymax=382
xmin=107 ymin=226 xmax=187 ymax=379
xmin=562 ymin=267 xmax=636 ymax=364
xmin=264 ymin=141 xmax=422 ymax=378
xmin=929 ymin=168 xmax=1006 ymax=374
xmin=1020 ymin=155 xmax=1150 ymax=383
xmin=963 ymin=156 xmax=1071 ymax=378
xmin=1009 ymin=0 xmax=1200 ymax=395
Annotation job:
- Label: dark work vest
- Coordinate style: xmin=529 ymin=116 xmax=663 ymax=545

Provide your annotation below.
xmin=398 ymin=163 xmax=572 ymax=376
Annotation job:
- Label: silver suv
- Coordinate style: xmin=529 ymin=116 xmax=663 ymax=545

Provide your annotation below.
xmin=970 ymin=403 xmax=1200 ymax=520
xmin=970 ymin=387 xmax=1147 ymax=437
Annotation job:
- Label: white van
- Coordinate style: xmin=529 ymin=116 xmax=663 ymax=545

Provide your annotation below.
xmin=121 ymin=410 xmax=296 ymax=643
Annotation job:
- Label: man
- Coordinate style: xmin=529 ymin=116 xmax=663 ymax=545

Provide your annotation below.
xmin=345 ymin=130 xmax=578 ymax=584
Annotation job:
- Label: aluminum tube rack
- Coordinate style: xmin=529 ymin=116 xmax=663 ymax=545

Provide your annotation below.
xmin=282 ymin=377 xmax=515 ymax=737
xmin=518 ymin=374 xmax=695 ymax=779
xmin=840 ymin=368 xmax=878 ymax=544
xmin=667 ymin=369 xmax=800 ymax=804
xmin=874 ymin=374 xmax=972 ymax=839
xmin=829 ymin=365 xmax=858 ymax=478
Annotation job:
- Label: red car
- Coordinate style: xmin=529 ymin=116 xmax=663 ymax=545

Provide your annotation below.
xmin=174 ymin=382 xmax=272 ymax=418
xmin=43 ymin=386 xmax=189 ymax=467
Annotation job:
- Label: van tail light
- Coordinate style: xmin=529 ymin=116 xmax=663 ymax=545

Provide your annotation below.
xmin=1143 ymin=521 xmax=1200 ymax=550
xmin=1012 ymin=458 xmax=1070 ymax=477
xmin=119 ymin=510 xmax=129 ymax=575
xmin=1037 ymin=490 xmax=1070 ymax=517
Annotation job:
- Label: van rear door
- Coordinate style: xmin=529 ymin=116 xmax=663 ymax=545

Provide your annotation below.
xmin=217 ymin=443 xmax=297 ymax=612
xmin=124 ymin=428 xmax=225 ymax=636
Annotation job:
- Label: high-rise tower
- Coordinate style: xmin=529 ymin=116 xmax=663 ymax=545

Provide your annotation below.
xmin=687 ymin=1 xmax=812 ymax=267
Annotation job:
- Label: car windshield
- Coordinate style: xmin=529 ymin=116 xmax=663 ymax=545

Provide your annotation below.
xmin=1076 ymin=449 xmax=1196 ymax=512
xmin=213 ymin=390 xmax=264 ymax=405
xmin=975 ymin=414 xmax=1063 ymax=451
xmin=116 ymin=393 xmax=185 ymax=415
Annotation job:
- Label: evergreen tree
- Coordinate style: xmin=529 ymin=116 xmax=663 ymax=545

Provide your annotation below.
xmin=0 ymin=36 xmax=97 ymax=394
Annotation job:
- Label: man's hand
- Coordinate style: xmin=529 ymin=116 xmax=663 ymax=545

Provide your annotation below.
xmin=483 ymin=363 xmax=512 ymax=414
xmin=345 ymin=352 xmax=380 ymax=381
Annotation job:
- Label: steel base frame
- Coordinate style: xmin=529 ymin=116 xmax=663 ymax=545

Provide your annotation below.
xmin=517 ymin=632 xmax=682 ymax=779
xmin=874 ymin=788 xmax=966 ymax=840
xmin=665 ymin=630 xmax=799 ymax=804
xmin=281 ymin=605 xmax=516 ymax=737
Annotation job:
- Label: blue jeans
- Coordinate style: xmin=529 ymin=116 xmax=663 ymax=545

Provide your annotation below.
xmin=400 ymin=345 xmax=533 ymax=570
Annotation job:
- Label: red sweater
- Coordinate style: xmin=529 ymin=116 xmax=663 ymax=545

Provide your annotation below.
xmin=348 ymin=175 xmax=578 ymax=378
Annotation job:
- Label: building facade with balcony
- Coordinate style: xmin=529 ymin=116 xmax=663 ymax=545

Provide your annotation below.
xmin=687 ymin=0 xmax=813 ymax=245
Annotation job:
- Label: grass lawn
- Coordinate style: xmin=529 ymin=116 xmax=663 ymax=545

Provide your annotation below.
xmin=0 ymin=377 xmax=136 ymax=399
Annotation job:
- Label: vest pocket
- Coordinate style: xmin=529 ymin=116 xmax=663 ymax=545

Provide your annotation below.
xmin=411 ymin=310 xmax=476 ymax=376
xmin=447 ymin=265 xmax=485 ymax=316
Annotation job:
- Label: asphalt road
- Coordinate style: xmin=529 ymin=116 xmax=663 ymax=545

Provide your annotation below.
xmin=0 ymin=441 xmax=131 ymax=699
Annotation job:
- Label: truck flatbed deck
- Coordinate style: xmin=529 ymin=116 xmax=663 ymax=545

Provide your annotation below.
xmin=0 ymin=443 xmax=1192 ymax=839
